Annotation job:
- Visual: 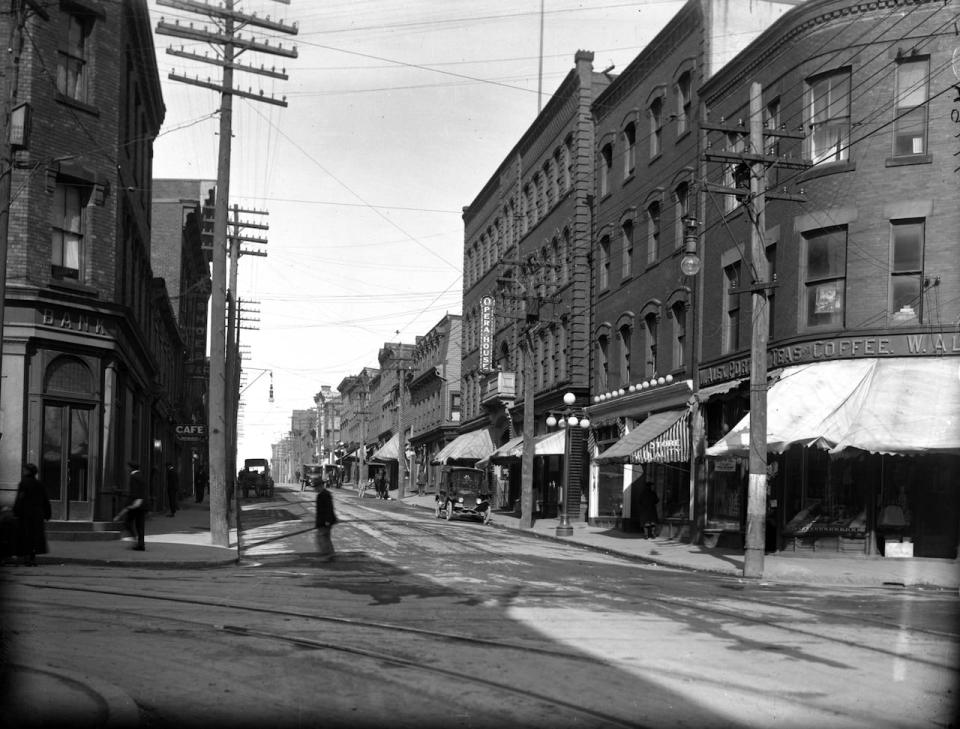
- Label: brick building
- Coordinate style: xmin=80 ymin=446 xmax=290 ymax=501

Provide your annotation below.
xmin=0 ymin=0 xmax=179 ymax=522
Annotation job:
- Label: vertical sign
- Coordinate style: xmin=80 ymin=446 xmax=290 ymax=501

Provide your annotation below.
xmin=479 ymin=295 xmax=494 ymax=372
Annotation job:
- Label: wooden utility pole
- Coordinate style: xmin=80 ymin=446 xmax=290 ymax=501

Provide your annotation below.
xmin=519 ymin=328 xmax=536 ymax=530
xmin=157 ymin=0 xmax=296 ymax=546
xmin=702 ymin=82 xmax=807 ymax=578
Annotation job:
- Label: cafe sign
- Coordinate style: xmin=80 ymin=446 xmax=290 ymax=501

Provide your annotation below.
xmin=175 ymin=424 xmax=208 ymax=443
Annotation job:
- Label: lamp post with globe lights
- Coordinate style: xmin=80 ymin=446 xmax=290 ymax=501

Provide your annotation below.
xmin=546 ymin=392 xmax=591 ymax=537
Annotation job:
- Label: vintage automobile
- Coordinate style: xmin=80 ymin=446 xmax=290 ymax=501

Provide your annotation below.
xmin=435 ymin=466 xmax=491 ymax=524
xmin=242 ymin=458 xmax=274 ymax=497
xmin=301 ymin=464 xmax=324 ymax=491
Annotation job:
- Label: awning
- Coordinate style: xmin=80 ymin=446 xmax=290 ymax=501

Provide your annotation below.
xmin=370 ymin=433 xmax=400 ymax=462
xmin=706 ymin=358 xmax=960 ymax=457
xmin=476 ymin=431 xmax=567 ymax=466
xmin=341 ymin=447 xmax=359 ymax=462
xmin=431 ymin=429 xmax=495 ymax=465
xmin=594 ymin=410 xmax=688 ymax=464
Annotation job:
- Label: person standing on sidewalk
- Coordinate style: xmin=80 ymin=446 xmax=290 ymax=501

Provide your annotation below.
xmin=195 ymin=466 xmax=208 ymax=503
xmin=124 ymin=462 xmax=148 ymax=551
xmin=315 ymin=480 xmax=338 ymax=561
xmin=14 ymin=464 xmax=51 ymax=566
xmin=165 ymin=463 xmax=179 ymax=517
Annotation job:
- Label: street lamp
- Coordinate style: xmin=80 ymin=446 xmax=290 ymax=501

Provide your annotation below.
xmin=680 ymin=215 xmax=705 ymax=544
xmin=680 ymin=216 xmax=701 ymax=276
xmin=545 ymin=392 xmax=590 ymax=537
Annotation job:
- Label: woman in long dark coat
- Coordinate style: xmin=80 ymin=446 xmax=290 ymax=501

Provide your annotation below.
xmin=315 ymin=481 xmax=338 ymax=561
xmin=14 ymin=463 xmax=51 ymax=565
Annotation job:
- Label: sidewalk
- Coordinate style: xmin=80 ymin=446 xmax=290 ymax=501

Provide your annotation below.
xmin=397 ymin=491 xmax=960 ymax=591
xmin=18 ymin=484 xmax=960 ymax=589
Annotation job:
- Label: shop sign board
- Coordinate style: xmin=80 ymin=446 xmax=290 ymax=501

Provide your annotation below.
xmin=176 ymin=424 xmax=208 ymax=443
xmin=479 ymin=295 xmax=494 ymax=372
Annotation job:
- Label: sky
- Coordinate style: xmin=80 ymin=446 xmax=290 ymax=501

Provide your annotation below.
xmin=147 ymin=0 xmax=686 ymax=458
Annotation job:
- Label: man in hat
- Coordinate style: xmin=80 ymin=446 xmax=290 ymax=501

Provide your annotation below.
xmin=125 ymin=462 xmax=148 ymax=550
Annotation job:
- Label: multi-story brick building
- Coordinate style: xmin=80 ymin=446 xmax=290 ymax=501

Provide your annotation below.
xmin=150 ymin=179 xmax=214 ymax=491
xmin=461 ymin=51 xmax=608 ymax=519
xmin=585 ymin=0 xmax=797 ymax=533
xmin=697 ymin=0 xmax=960 ymax=558
xmin=368 ymin=342 xmax=416 ymax=492
xmin=408 ymin=314 xmax=464 ymax=492
xmin=336 ymin=367 xmax=378 ymax=485
xmin=0 ymin=1 xmax=178 ymax=521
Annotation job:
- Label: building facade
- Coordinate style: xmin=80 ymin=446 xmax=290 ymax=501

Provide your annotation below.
xmin=0 ymin=0 xmax=177 ymax=521
xmin=460 ymin=50 xmax=607 ymax=519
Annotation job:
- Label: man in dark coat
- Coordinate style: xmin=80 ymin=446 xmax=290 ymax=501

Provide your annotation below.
xmin=14 ymin=463 xmax=51 ymax=566
xmin=125 ymin=462 xmax=148 ymax=550
xmin=315 ymin=480 xmax=337 ymax=561
xmin=637 ymin=481 xmax=660 ymax=539
xmin=165 ymin=462 xmax=179 ymax=517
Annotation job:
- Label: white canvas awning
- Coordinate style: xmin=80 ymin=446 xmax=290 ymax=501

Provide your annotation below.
xmin=370 ymin=433 xmax=400 ymax=462
xmin=431 ymin=429 xmax=495 ymax=465
xmin=476 ymin=431 xmax=566 ymax=466
xmin=706 ymin=358 xmax=960 ymax=457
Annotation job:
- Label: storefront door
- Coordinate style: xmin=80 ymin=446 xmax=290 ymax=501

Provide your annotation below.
xmin=42 ymin=402 xmax=94 ymax=521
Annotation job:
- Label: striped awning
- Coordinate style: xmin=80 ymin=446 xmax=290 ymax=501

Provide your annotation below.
xmin=431 ymin=429 xmax=495 ymax=465
xmin=476 ymin=431 xmax=566 ymax=466
xmin=594 ymin=410 xmax=689 ymax=464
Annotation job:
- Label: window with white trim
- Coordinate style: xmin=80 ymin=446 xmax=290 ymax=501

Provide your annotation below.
xmin=807 ymin=69 xmax=851 ymax=164
xmin=894 ymin=57 xmax=928 ymax=156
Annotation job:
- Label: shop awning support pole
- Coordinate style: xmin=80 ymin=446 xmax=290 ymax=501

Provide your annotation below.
xmin=744 ymin=82 xmax=769 ymax=578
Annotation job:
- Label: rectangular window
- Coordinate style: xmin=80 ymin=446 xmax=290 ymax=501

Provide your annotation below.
xmin=50 ymin=183 xmax=84 ymax=278
xmin=57 ymin=14 xmax=92 ymax=101
xmin=599 ymin=237 xmax=610 ymax=291
xmin=803 ymin=227 xmax=847 ymax=328
xmin=451 ymin=393 xmax=461 ymax=422
xmin=724 ymin=261 xmax=741 ymax=353
xmin=808 ymin=69 xmax=851 ymax=164
xmin=599 ymin=144 xmax=612 ymax=197
xmin=647 ymin=202 xmax=660 ymax=264
xmin=894 ymin=58 xmax=928 ymax=156
xmin=621 ymin=221 xmax=633 ymax=279
xmin=649 ymin=98 xmax=663 ymax=158
xmin=890 ymin=220 xmax=924 ymax=323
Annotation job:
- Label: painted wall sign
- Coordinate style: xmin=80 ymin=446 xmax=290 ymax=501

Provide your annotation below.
xmin=40 ymin=308 xmax=109 ymax=336
xmin=479 ymin=295 xmax=494 ymax=372
xmin=699 ymin=332 xmax=960 ymax=387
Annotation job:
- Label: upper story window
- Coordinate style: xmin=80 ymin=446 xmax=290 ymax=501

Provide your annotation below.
xmin=545 ymin=160 xmax=556 ymax=208
xmin=599 ymin=235 xmax=611 ymax=291
xmin=649 ymin=97 xmax=663 ymax=158
xmin=553 ymin=149 xmax=565 ymax=197
xmin=621 ymin=219 xmax=634 ymax=279
xmin=764 ymin=98 xmax=781 ymax=187
xmin=597 ymin=335 xmax=610 ymax=392
xmin=673 ymin=181 xmax=689 ymax=250
xmin=676 ymin=71 xmax=692 ymax=136
xmin=807 ymin=68 xmax=851 ymax=165
xmin=803 ymin=226 xmax=847 ymax=329
xmin=599 ymin=143 xmax=613 ymax=197
xmin=50 ymin=183 xmax=85 ymax=280
xmin=671 ymin=301 xmax=686 ymax=371
xmin=523 ymin=185 xmax=534 ymax=231
xmin=623 ymin=122 xmax=636 ymax=178
xmin=618 ymin=324 xmax=632 ymax=386
xmin=646 ymin=201 xmax=660 ymax=265
xmin=894 ymin=57 xmax=929 ymax=156
xmin=57 ymin=13 xmax=93 ymax=102
xmin=724 ymin=133 xmax=748 ymax=213
xmin=723 ymin=260 xmax=741 ymax=353
xmin=642 ymin=314 xmax=658 ymax=379
xmin=890 ymin=219 xmax=924 ymax=324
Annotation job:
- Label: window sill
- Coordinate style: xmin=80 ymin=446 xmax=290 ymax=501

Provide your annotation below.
xmin=623 ymin=172 xmax=635 ymax=185
xmin=648 ymin=152 xmax=662 ymax=165
xmin=49 ymin=277 xmax=99 ymax=298
xmin=675 ymin=129 xmax=691 ymax=143
xmin=799 ymin=159 xmax=855 ymax=181
xmin=55 ymin=93 xmax=100 ymax=117
xmin=885 ymin=154 xmax=931 ymax=168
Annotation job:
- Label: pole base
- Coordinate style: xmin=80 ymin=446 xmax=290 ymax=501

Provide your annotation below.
xmin=555 ymin=518 xmax=573 ymax=537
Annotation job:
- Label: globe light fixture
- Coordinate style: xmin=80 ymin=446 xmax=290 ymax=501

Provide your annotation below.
xmin=680 ymin=216 xmax=701 ymax=276
xmin=544 ymin=391 xmax=590 ymax=538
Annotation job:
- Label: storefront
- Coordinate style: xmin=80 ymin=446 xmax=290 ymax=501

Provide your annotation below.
xmin=706 ymin=357 xmax=960 ymax=558
xmin=477 ymin=431 xmax=566 ymax=515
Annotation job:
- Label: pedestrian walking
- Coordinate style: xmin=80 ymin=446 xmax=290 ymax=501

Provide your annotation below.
xmin=315 ymin=479 xmax=338 ymax=561
xmin=195 ymin=466 xmax=208 ymax=503
xmin=123 ymin=462 xmax=148 ymax=551
xmin=375 ymin=470 xmax=387 ymax=500
xmin=165 ymin=462 xmax=179 ymax=517
xmin=637 ymin=481 xmax=660 ymax=539
xmin=13 ymin=463 xmax=51 ymax=566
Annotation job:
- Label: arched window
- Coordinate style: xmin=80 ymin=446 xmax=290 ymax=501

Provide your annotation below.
xmin=44 ymin=356 xmax=93 ymax=394
xmin=647 ymin=202 xmax=661 ymax=264
xmin=597 ymin=335 xmax=610 ymax=392
xmin=621 ymin=219 xmax=634 ymax=279
xmin=643 ymin=313 xmax=658 ymax=378
xmin=671 ymin=301 xmax=687 ymax=371
xmin=623 ymin=121 xmax=636 ymax=178
xmin=599 ymin=143 xmax=613 ymax=197
xmin=618 ymin=324 xmax=632 ymax=386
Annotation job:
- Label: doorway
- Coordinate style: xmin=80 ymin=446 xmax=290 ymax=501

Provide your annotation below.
xmin=42 ymin=402 xmax=94 ymax=520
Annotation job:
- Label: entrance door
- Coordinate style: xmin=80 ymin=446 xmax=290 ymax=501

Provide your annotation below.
xmin=42 ymin=403 xmax=93 ymax=521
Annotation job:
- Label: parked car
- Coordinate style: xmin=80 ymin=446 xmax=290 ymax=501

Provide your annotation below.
xmin=301 ymin=464 xmax=324 ymax=491
xmin=435 ymin=466 xmax=491 ymax=524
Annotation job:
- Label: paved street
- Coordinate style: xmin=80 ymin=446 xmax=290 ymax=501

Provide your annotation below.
xmin=3 ymin=486 xmax=958 ymax=729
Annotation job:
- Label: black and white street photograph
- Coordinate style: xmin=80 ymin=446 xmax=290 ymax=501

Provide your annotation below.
xmin=1 ymin=1 xmax=958 ymax=728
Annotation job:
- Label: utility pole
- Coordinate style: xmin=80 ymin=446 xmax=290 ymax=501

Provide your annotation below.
xmin=703 ymin=82 xmax=807 ymax=578
xmin=157 ymin=0 xmax=296 ymax=546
